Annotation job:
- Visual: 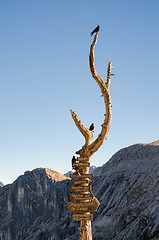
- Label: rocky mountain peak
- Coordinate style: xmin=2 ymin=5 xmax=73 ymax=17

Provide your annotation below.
xmin=93 ymin=140 xmax=159 ymax=177
xmin=140 ymin=139 xmax=159 ymax=146
xmin=45 ymin=168 xmax=70 ymax=181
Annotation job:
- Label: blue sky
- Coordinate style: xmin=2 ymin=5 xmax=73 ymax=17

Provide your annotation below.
xmin=0 ymin=0 xmax=159 ymax=184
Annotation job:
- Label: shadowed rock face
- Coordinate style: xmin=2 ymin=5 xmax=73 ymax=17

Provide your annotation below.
xmin=0 ymin=141 xmax=159 ymax=240
xmin=92 ymin=142 xmax=159 ymax=240
xmin=0 ymin=168 xmax=76 ymax=240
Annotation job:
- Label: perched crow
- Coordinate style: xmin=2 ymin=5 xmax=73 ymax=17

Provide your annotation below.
xmin=90 ymin=25 xmax=100 ymax=36
xmin=72 ymin=156 xmax=76 ymax=169
xmin=89 ymin=123 xmax=94 ymax=131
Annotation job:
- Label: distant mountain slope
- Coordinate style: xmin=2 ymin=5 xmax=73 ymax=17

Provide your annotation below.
xmin=89 ymin=166 xmax=96 ymax=174
xmin=0 ymin=141 xmax=159 ymax=239
xmin=0 ymin=181 xmax=4 ymax=187
xmin=64 ymin=170 xmax=73 ymax=178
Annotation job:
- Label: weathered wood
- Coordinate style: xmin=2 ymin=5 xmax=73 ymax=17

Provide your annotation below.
xmin=70 ymin=193 xmax=94 ymax=201
xmin=70 ymin=173 xmax=94 ymax=179
xmin=73 ymin=214 xmax=93 ymax=221
xmin=80 ymin=220 xmax=92 ymax=240
xmin=70 ymin=110 xmax=94 ymax=149
xmin=74 ymin=162 xmax=90 ymax=168
xmin=70 ymin=31 xmax=113 ymax=158
xmin=87 ymin=32 xmax=113 ymax=157
xmin=68 ymin=29 xmax=113 ymax=240
xmin=73 ymin=180 xmax=90 ymax=186
xmin=77 ymin=157 xmax=89 ymax=162
xmin=67 ymin=198 xmax=100 ymax=213
xmin=70 ymin=185 xmax=91 ymax=193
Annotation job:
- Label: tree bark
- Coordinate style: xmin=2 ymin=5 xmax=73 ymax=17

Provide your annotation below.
xmin=79 ymin=220 xmax=92 ymax=240
xmin=71 ymin=31 xmax=113 ymax=157
xmin=79 ymin=163 xmax=92 ymax=240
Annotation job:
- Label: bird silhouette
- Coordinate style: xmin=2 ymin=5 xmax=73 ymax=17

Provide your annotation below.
xmin=90 ymin=25 xmax=100 ymax=36
xmin=72 ymin=156 xmax=77 ymax=169
xmin=89 ymin=123 xmax=94 ymax=131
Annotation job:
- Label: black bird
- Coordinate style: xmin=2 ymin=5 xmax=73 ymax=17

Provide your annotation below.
xmin=72 ymin=156 xmax=76 ymax=169
xmin=89 ymin=123 xmax=94 ymax=131
xmin=90 ymin=25 xmax=100 ymax=36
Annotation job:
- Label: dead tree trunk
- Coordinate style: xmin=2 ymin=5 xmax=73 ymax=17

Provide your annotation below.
xmin=67 ymin=30 xmax=114 ymax=240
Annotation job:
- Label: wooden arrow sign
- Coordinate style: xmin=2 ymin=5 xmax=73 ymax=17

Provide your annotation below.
xmin=77 ymin=157 xmax=89 ymax=162
xmin=70 ymin=193 xmax=94 ymax=201
xmin=73 ymin=214 xmax=93 ymax=221
xmin=67 ymin=198 xmax=100 ymax=213
xmin=70 ymin=173 xmax=94 ymax=179
xmin=70 ymin=185 xmax=91 ymax=193
xmin=75 ymin=162 xmax=90 ymax=168
xmin=73 ymin=180 xmax=90 ymax=185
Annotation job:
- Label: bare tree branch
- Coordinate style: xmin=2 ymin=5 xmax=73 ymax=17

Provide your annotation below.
xmin=87 ymin=32 xmax=113 ymax=156
xmin=70 ymin=31 xmax=113 ymax=157
xmin=70 ymin=110 xmax=93 ymax=152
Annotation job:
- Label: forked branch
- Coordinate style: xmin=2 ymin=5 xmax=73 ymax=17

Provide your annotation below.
xmin=71 ymin=31 xmax=113 ymax=157
xmin=70 ymin=110 xmax=93 ymax=148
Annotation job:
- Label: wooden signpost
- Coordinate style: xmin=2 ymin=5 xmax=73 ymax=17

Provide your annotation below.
xmin=68 ymin=155 xmax=100 ymax=239
xmin=77 ymin=157 xmax=89 ymax=162
xmin=67 ymin=198 xmax=100 ymax=213
xmin=73 ymin=180 xmax=90 ymax=185
xmin=67 ymin=28 xmax=114 ymax=240
xmin=70 ymin=185 xmax=91 ymax=193
xmin=70 ymin=193 xmax=94 ymax=201
xmin=70 ymin=173 xmax=94 ymax=179
xmin=73 ymin=214 xmax=93 ymax=222
xmin=74 ymin=162 xmax=90 ymax=168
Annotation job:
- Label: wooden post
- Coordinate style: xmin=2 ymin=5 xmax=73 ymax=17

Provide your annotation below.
xmin=79 ymin=158 xmax=92 ymax=240
xmin=80 ymin=220 xmax=92 ymax=240
xmin=67 ymin=28 xmax=114 ymax=240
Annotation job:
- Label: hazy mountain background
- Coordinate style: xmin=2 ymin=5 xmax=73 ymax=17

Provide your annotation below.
xmin=0 ymin=140 xmax=159 ymax=240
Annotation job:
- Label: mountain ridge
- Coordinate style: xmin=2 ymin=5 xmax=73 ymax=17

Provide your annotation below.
xmin=0 ymin=140 xmax=159 ymax=239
